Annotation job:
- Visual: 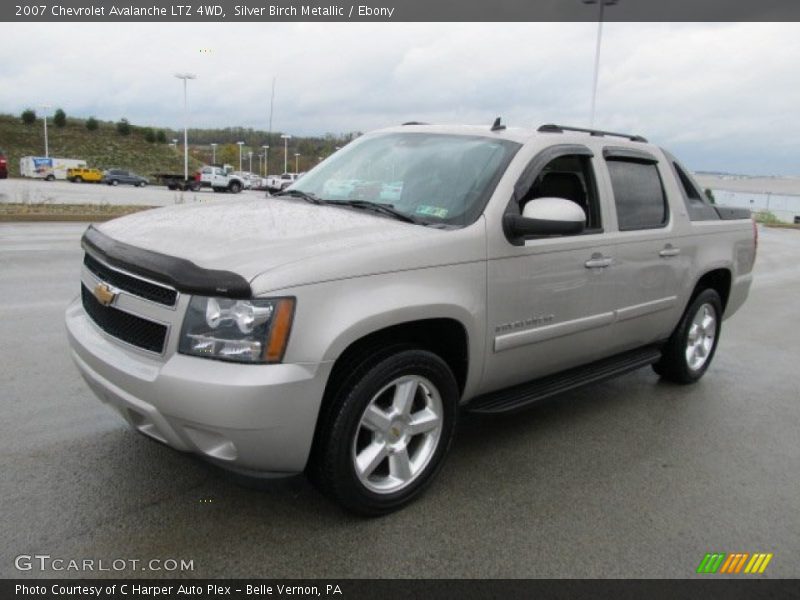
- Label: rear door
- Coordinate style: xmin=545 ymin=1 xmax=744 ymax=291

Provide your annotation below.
xmin=598 ymin=147 xmax=689 ymax=350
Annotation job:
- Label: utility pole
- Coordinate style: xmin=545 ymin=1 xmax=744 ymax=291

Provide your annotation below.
xmin=583 ymin=0 xmax=618 ymax=127
xmin=40 ymin=105 xmax=51 ymax=158
xmin=174 ymin=73 xmax=197 ymax=180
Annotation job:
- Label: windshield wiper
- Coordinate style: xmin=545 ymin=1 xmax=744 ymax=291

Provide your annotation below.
xmin=272 ymin=189 xmax=325 ymax=205
xmin=328 ymin=200 xmax=423 ymax=224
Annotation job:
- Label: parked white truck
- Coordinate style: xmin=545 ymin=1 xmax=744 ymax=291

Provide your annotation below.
xmin=197 ymin=165 xmax=249 ymax=193
xmin=20 ymin=156 xmax=86 ymax=181
xmin=66 ymin=122 xmax=755 ymax=515
xmin=265 ymin=172 xmax=301 ymax=192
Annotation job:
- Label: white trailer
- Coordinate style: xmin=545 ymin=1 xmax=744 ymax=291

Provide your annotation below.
xmin=19 ymin=156 xmax=87 ymax=181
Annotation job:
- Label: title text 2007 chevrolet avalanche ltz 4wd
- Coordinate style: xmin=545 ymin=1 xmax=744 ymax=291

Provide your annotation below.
xmin=66 ymin=122 xmax=755 ymax=515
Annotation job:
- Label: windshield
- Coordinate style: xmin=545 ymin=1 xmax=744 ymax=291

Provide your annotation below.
xmin=289 ymin=132 xmax=520 ymax=226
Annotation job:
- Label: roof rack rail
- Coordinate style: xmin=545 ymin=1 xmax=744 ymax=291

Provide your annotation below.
xmin=402 ymin=121 xmax=429 ymax=126
xmin=537 ymin=124 xmax=647 ymax=143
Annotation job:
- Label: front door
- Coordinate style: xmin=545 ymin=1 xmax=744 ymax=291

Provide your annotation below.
xmin=482 ymin=147 xmax=622 ymax=393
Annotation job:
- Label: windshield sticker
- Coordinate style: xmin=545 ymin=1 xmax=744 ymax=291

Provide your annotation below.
xmin=415 ymin=205 xmax=449 ymax=218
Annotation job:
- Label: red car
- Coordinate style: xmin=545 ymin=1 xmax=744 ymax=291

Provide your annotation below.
xmin=0 ymin=149 xmax=7 ymax=179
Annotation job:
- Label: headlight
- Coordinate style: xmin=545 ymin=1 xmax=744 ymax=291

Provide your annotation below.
xmin=179 ymin=296 xmax=295 ymax=364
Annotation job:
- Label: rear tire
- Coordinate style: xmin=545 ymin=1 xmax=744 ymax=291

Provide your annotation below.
xmin=654 ymin=289 xmax=722 ymax=384
xmin=229 ymin=181 xmax=242 ymax=193
xmin=309 ymin=348 xmax=458 ymax=516
xmin=74 ymin=176 xmax=83 ymax=183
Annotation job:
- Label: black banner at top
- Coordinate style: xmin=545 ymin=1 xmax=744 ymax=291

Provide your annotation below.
xmin=3 ymin=0 xmax=800 ymax=22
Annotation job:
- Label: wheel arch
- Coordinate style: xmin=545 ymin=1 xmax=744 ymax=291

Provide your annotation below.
xmin=324 ymin=317 xmax=470 ymax=400
xmin=689 ymin=268 xmax=732 ymax=313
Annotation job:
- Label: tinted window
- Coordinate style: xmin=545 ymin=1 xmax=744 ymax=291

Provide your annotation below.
xmin=668 ymin=158 xmax=720 ymax=221
xmin=673 ymin=163 xmax=703 ymax=201
xmin=607 ymin=159 xmax=667 ymax=230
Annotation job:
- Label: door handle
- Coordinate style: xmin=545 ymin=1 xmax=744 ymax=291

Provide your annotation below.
xmin=659 ymin=246 xmax=681 ymax=258
xmin=585 ymin=254 xmax=613 ymax=269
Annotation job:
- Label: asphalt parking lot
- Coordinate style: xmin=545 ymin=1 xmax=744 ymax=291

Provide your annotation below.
xmin=1 ymin=222 xmax=798 ymax=579
xmin=0 ymin=177 xmax=264 ymax=207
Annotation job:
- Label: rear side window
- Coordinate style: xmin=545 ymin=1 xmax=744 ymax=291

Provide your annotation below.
xmin=606 ymin=159 xmax=668 ymax=230
xmin=665 ymin=152 xmax=720 ymax=221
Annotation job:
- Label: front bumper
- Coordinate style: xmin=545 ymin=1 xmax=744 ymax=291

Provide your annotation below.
xmin=65 ymin=297 xmax=332 ymax=475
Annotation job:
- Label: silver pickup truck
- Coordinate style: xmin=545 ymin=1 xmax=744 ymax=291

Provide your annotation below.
xmin=66 ymin=122 xmax=755 ymax=515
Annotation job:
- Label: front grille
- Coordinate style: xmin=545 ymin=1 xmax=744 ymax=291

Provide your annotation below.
xmin=81 ymin=285 xmax=168 ymax=353
xmin=84 ymin=253 xmax=177 ymax=307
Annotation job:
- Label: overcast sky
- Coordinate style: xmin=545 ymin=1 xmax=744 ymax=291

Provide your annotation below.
xmin=0 ymin=22 xmax=798 ymax=175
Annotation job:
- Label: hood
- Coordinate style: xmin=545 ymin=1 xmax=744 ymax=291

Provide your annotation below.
xmin=97 ymin=197 xmax=475 ymax=288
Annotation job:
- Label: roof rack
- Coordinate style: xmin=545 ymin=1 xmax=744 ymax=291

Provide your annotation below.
xmin=402 ymin=121 xmax=429 ymax=126
xmin=537 ymin=124 xmax=647 ymax=143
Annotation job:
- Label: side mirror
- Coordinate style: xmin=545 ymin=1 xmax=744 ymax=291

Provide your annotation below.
xmin=504 ymin=197 xmax=586 ymax=242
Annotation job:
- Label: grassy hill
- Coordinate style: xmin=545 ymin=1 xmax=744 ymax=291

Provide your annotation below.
xmin=0 ymin=114 xmax=201 ymax=178
xmin=0 ymin=113 xmax=357 ymax=178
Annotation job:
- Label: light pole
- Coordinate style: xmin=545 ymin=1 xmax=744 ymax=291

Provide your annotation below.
xmin=583 ymin=0 xmax=618 ymax=127
xmin=236 ymin=141 xmax=244 ymax=171
xmin=248 ymin=151 xmax=253 ymax=173
xmin=210 ymin=143 xmax=218 ymax=164
xmin=294 ymin=153 xmax=300 ymax=172
xmin=280 ymin=134 xmax=291 ymax=173
xmin=174 ymin=73 xmax=196 ymax=181
xmin=40 ymin=105 xmax=51 ymax=158
xmin=262 ymin=145 xmax=269 ymax=176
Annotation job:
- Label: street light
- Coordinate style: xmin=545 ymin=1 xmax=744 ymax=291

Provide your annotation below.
xmin=39 ymin=105 xmax=51 ymax=158
xmin=261 ymin=145 xmax=269 ymax=176
xmin=280 ymin=134 xmax=291 ymax=173
xmin=583 ymin=0 xmax=618 ymax=127
xmin=236 ymin=141 xmax=244 ymax=171
xmin=294 ymin=153 xmax=300 ymax=172
xmin=210 ymin=143 xmax=218 ymax=164
xmin=248 ymin=151 xmax=253 ymax=173
xmin=174 ymin=73 xmax=197 ymax=181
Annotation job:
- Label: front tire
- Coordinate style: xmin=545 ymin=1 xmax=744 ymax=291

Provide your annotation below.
xmin=654 ymin=289 xmax=722 ymax=384
xmin=310 ymin=349 xmax=458 ymax=516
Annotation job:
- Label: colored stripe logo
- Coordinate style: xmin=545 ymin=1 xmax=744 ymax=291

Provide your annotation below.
xmin=697 ymin=553 xmax=773 ymax=574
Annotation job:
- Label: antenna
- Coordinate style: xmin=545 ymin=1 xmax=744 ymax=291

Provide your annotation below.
xmin=491 ymin=117 xmax=506 ymax=132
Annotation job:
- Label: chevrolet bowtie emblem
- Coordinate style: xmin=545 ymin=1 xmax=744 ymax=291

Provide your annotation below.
xmin=93 ymin=282 xmax=118 ymax=307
